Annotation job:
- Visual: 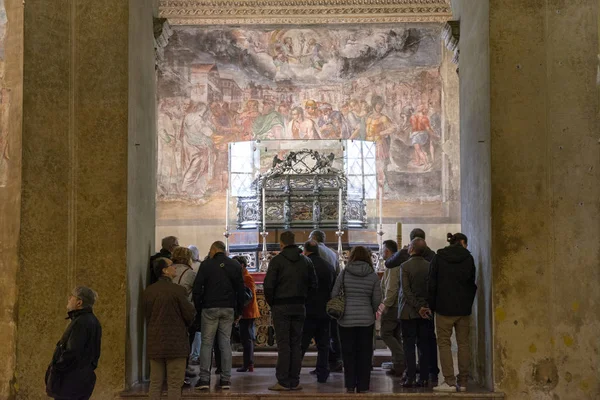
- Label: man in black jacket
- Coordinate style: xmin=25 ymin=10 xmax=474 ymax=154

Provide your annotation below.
xmin=193 ymin=241 xmax=245 ymax=391
xmin=300 ymin=240 xmax=336 ymax=383
xmin=148 ymin=235 xmax=179 ymax=284
xmin=426 ymin=232 xmax=477 ymax=393
xmin=46 ymin=286 xmax=102 ymax=400
xmin=264 ymin=231 xmax=318 ymax=391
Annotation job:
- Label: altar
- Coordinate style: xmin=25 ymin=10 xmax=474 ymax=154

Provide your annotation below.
xmin=223 ymin=139 xmax=386 ymax=348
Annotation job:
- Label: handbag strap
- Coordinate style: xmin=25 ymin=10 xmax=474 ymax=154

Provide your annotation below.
xmin=177 ymin=267 xmax=190 ymax=285
xmin=339 ymin=269 xmax=346 ymax=297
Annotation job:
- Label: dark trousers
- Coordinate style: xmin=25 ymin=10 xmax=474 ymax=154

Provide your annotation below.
xmin=213 ymin=336 xmax=221 ymax=370
xmin=418 ymin=316 xmax=440 ymax=376
xmin=239 ymin=318 xmax=256 ymax=368
xmin=185 ymin=326 xmax=197 ymax=370
xmin=339 ymin=324 xmax=374 ymax=392
xmin=401 ymin=318 xmax=434 ymax=381
xmin=301 ymin=317 xmax=331 ymax=382
xmin=272 ymin=304 xmax=305 ymax=388
xmin=328 ymin=319 xmax=342 ymax=366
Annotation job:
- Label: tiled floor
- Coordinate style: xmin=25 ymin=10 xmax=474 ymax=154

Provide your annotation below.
xmin=121 ymin=367 xmax=503 ymax=399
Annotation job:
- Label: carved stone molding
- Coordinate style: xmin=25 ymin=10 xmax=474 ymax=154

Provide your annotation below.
xmin=442 ymin=20 xmax=459 ymax=64
xmin=159 ymin=0 xmax=452 ymax=25
xmin=154 ymin=17 xmax=173 ymax=67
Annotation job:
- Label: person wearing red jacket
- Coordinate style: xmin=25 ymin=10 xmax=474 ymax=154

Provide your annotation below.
xmin=233 ymin=256 xmax=261 ymax=372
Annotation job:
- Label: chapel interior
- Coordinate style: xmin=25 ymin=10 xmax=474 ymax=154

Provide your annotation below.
xmin=0 ymin=0 xmax=598 ymax=399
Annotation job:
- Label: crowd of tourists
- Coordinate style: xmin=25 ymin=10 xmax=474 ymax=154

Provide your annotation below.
xmin=44 ymin=228 xmax=477 ymax=400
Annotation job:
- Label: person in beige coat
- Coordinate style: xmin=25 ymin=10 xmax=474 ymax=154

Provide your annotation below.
xmin=380 ymin=240 xmax=404 ymax=376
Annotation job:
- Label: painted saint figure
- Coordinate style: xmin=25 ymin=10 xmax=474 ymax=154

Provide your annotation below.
xmin=239 ymin=100 xmax=261 ymax=141
xmin=286 ymin=107 xmax=319 ymax=140
xmin=253 ymin=99 xmax=285 ymax=140
xmin=409 ymin=104 xmax=437 ymax=169
xmin=181 ymin=102 xmax=215 ymax=196
xmin=366 ymin=96 xmax=396 ymax=187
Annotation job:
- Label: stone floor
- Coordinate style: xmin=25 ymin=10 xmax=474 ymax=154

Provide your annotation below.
xmin=121 ymin=366 xmax=503 ymax=399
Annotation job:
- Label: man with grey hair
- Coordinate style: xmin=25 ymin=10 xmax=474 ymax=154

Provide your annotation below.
xmin=46 ymin=287 xmax=102 ymax=400
xmin=308 ymin=230 xmax=343 ymax=373
xmin=149 ymin=235 xmax=179 ymax=284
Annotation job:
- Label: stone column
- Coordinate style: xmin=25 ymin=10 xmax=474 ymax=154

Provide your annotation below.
xmin=18 ymin=1 xmax=156 ymax=398
xmin=455 ymin=0 xmax=600 ymax=397
xmin=489 ymin=1 xmax=599 ymax=398
xmin=0 ymin=0 xmax=23 ymax=398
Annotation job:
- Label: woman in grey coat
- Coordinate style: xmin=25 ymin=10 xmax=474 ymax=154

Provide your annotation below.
xmin=331 ymin=246 xmax=382 ymax=393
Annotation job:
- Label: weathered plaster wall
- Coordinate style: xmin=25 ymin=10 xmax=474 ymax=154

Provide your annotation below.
xmin=126 ymin=0 xmax=158 ymax=388
xmin=0 ymin=0 xmax=22 ymax=398
xmin=451 ymin=0 xmax=493 ymax=390
xmin=19 ymin=1 xmax=129 ymax=398
xmin=489 ymin=1 xmax=600 ymax=398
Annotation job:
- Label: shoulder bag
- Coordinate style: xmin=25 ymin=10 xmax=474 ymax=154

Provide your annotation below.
xmin=326 ymin=270 xmax=346 ymax=320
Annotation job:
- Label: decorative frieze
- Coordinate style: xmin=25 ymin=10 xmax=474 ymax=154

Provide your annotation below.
xmin=159 ymin=0 xmax=452 ymax=25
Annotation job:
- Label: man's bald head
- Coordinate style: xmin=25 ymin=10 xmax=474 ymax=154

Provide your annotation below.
xmin=408 ymin=237 xmax=427 ymax=256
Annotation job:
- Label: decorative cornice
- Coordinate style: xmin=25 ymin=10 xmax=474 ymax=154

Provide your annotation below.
xmin=159 ymin=0 xmax=452 ymax=25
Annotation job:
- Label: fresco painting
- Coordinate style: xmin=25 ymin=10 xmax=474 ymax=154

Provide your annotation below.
xmin=157 ymin=25 xmax=452 ymax=206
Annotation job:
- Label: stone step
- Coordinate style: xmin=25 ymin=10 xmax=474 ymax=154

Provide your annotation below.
xmin=119 ymin=368 xmax=504 ymax=400
xmin=234 ymin=349 xmax=392 ymax=368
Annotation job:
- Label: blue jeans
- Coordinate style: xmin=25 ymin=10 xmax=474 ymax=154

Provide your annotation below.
xmin=198 ymin=308 xmax=234 ymax=383
xmin=190 ymin=331 xmax=201 ymax=359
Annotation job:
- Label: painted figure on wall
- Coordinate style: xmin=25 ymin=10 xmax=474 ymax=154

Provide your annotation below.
xmin=365 ymin=96 xmax=396 ymax=187
xmin=409 ymin=104 xmax=437 ymax=169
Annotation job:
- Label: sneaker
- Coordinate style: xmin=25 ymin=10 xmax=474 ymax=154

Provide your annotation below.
xmin=433 ymin=381 xmax=458 ymax=392
xmin=189 ymin=358 xmax=200 ymax=365
xmin=290 ymin=384 xmax=303 ymax=391
xmin=458 ymin=384 xmax=467 ymax=392
xmin=268 ymin=383 xmax=290 ymax=391
xmin=309 ymin=369 xmax=317 ymax=375
xmin=183 ymin=378 xmax=192 ymax=386
xmin=236 ymin=366 xmax=250 ymax=372
xmin=218 ymin=380 xmax=230 ymax=390
xmin=194 ymin=381 xmax=210 ymax=390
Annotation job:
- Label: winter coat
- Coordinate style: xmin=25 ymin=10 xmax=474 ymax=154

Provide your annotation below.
xmin=193 ymin=252 xmax=245 ymax=315
xmin=428 ymin=245 xmax=477 ymax=316
xmin=305 ymin=253 xmax=336 ymax=319
xmin=264 ymin=245 xmax=318 ymax=306
xmin=173 ymin=263 xmax=196 ymax=303
xmin=317 ymin=242 xmax=341 ymax=274
xmin=331 ymin=261 xmax=381 ymax=327
xmin=45 ymin=308 xmax=102 ymax=399
xmin=398 ymin=256 xmax=430 ymax=320
xmin=143 ymin=276 xmax=196 ymax=359
xmin=241 ymin=268 xmax=261 ymax=320
xmin=381 ymin=263 xmax=400 ymax=308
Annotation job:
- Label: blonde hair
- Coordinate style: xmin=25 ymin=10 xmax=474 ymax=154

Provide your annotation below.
xmin=171 ymin=246 xmax=193 ymax=267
